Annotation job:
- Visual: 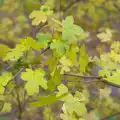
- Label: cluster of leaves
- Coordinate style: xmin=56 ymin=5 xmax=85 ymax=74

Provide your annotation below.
xmin=0 ymin=5 xmax=88 ymax=120
xmin=0 ymin=3 xmax=120 ymax=120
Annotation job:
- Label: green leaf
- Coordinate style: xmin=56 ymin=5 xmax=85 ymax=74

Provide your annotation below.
xmin=61 ymin=93 xmax=87 ymax=116
xmin=47 ymin=56 xmax=58 ymax=73
xmin=105 ymin=74 xmax=120 ymax=85
xmin=56 ymin=84 xmax=68 ymax=97
xmin=0 ymin=44 xmax=10 ymax=59
xmin=36 ymin=33 xmax=52 ymax=48
xmin=79 ymin=45 xmax=88 ymax=73
xmin=31 ymin=92 xmax=67 ymax=107
xmin=3 ymin=44 xmax=25 ymax=61
xmin=21 ymin=68 xmax=47 ymax=95
xmin=20 ymin=37 xmax=41 ymax=51
xmin=25 ymin=80 xmax=40 ymax=95
xmin=103 ymin=69 xmax=120 ymax=85
xmin=66 ymin=45 xmax=79 ymax=64
xmin=37 ymin=33 xmax=52 ymax=42
xmin=64 ymin=101 xmax=86 ymax=116
xmin=0 ymin=72 xmax=12 ymax=86
xmin=4 ymin=37 xmax=41 ymax=61
xmin=47 ymin=68 xmax=61 ymax=92
xmin=50 ymin=39 xmax=68 ymax=56
xmin=0 ymin=72 xmax=12 ymax=94
xmin=62 ymin=16 xmax=84 ymax=42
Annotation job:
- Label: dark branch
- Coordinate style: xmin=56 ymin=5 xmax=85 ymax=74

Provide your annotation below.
xmin=64 ymin=73 xmax=120 ymax=88
xmin=16 ymin=89 xmax=22 ymax=120
xmin=39 ymin=46 xmax=50 ymax=55
xmin=64 ymin=73 xmax=102 ymax=79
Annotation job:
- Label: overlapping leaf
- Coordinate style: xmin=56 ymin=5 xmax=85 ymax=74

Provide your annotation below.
xmin=4 ymin=37 xmax=41 ymax=61
xmin=50 ymin=39 xmax=68 ymax=56
xmin=36 ymin=32 xmax=52 ymax=48
xmin=58 ymin=56 xmax=72 ymax=74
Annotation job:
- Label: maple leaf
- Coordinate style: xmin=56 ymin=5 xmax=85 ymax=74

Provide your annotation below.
xmin=3 ymin=44 xmax=25 ymax=61
xmin=20 ymin=37 xmax=41 ymax=51
xmin=4 ymin=37 xmax=41 ymax=61
xmin=97 ymin=28 xmax=113 ymax=42
xmin=60 ymin=93 xmax=87 ymax=117
xmin=29 ymin=10 xmax=47 ymax=26
xmin=62 ymin=16 xmax=84 ymax=42
xmin=21 ymin=68 xmax=47 ymax=95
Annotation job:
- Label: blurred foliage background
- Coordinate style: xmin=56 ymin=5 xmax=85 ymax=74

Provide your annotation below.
xmin=0 ymin=0 xmax=120 ymax=120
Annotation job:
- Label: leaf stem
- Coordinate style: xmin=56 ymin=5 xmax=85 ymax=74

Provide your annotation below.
xmin=52 ymin=18 xmax=63 ymax=26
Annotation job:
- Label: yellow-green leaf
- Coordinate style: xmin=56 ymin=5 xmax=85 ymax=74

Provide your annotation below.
xmin=29 ymin=10 xmax=47 ymax=26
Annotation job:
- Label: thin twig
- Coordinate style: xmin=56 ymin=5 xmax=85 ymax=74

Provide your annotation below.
xmin=39 ymin=46 xmax=50 ymax=55
xmin=4 ymin=68 xmax=24 ymax=92
xmin=63 ymin=0 xmax=81 ymax=12
xmin=6 ymin=64 xmax=14 ymax=70
xmin=12 ymin=68 xmax=24 ymax=80
xmin=64 ymin=73 xmax=102 ymax=79
xmin=21 ymin=1 xmax=48 ymax=39
xmin=68 ymin=79 xmax=100 ymax=83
